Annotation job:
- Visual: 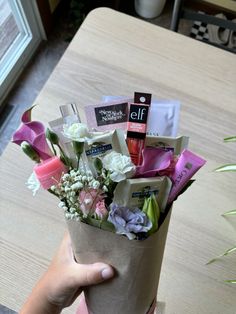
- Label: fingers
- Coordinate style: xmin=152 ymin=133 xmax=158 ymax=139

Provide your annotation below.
xmin=71 ymin=262 xmax=114 ymax=287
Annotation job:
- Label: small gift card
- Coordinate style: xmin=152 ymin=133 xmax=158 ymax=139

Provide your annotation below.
xmin=85 ymin=100 xmax=130 ymax=131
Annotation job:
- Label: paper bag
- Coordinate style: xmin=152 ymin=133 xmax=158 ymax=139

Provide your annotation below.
xmin=67 ymin=208 xmax=172 ymax=314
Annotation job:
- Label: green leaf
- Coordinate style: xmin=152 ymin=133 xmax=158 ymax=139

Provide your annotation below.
xmin=225 ymin=280 xmax=236 ymax=284
xmin=222 ymin=246 xmax=236 ymax=256
xmin=206 ymin=246 xmax=236 ymax=265
xmin=224 ymin=136 xmax=236 ymax=142
xmin=215 ymin=164 xmax=236 ymax=172
xmin=222 ymin=209 xmax=236 ymax=216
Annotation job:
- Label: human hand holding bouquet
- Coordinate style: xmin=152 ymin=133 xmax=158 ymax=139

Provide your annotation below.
xmin=13 ymin=92 xmax=206 ymax=314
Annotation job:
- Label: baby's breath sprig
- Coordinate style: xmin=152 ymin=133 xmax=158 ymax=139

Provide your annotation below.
xmin=52 ymin=168 xmax=108 ymax=221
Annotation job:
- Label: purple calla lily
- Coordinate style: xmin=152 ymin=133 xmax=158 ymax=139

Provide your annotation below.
xmin=12 ymin=106 xmax=53 ymax=161
xmin=135 ymin=147 xmax=174 ymax=178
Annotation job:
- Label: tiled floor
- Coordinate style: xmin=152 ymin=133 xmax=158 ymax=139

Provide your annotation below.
xmin=0 ymin=1 xmax=193 ymax=156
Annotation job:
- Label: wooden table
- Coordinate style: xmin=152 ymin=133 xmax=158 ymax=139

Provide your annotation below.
xmin=1 ymin=8 xmax=236 ymax=314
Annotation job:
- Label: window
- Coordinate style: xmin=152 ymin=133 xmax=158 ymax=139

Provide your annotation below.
xmin=0 ymin=0 xmax=43 ymax=109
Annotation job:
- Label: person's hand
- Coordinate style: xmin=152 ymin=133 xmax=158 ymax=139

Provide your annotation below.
xmin=20 ymin=232 xmax=114 ymax=314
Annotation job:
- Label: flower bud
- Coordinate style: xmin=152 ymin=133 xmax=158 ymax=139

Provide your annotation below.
xmin=94 ymin=157 xmax=103 ymax=173
xmin=142 ymin=194 xmax=160 ymax=235
xmin=21 ymin=141 xmax=40 ymax=163
xmin=46 ymin=128 xmax=59 ymax=145
xmin=73 ymin=140 xmax=84 ymax=155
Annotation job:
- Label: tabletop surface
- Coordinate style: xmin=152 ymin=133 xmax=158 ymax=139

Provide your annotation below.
xmin=0 ymin=7 xmax=236 ymax=314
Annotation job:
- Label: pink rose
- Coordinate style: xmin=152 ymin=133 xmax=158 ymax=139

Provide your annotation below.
xmin=95 ymin=200 xmax=108 ymax=220
xmin=79 ymin=188 xmax=104 ymax=216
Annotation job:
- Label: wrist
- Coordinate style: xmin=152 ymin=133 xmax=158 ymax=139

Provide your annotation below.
xmin=20 ymin=275 xmax=62 ymax=314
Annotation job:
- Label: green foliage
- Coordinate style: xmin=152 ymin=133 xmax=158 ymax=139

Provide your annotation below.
xmin=208 ymin=136 xmax=236 ymax=283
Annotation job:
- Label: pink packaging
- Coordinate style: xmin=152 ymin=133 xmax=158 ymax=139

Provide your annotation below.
xmin=168 ymin=149 xmax=206 ymax=203
xmin=84 ymin=99 xmax=130 ymax=131
xmin=34 ymin=156 xmax=68 ymax=189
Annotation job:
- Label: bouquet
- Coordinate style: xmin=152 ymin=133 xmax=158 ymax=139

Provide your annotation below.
xmin=12 ymin=92 xmax=206 ymax=314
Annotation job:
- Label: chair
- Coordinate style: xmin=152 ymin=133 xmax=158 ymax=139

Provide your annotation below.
xmin=170 ymin=0 xmax=236 ymax=52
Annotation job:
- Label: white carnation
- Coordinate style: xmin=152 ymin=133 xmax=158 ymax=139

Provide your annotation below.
xmin=26 ymin=172 xmax=40 ymax=196
xmin=102 ymin=152 xmax=136 ymax=182
xmin=63 ymin=123 xmax=89 ymax=142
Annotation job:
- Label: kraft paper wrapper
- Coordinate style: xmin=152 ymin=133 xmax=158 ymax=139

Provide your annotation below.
xmin=67 ymin=208 xmax=172 ymax=314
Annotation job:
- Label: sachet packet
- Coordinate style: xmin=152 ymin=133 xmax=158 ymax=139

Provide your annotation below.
xmin=146 ymin=135 xmax=189 ymax=155
xmin=113 ymin=176 xmax=172 ymax=213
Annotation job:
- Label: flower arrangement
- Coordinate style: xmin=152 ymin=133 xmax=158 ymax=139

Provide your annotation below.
xmin=12 ymin=94 xmax=206 ymax=314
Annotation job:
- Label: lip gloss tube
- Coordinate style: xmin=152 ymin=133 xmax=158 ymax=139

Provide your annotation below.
xmin=127 ymin=103 xmax=149 ymax=165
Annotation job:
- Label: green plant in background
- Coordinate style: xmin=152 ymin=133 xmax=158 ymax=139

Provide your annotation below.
xmin=65 ymin=0 xmax=88 ymax=41
xmin=207 ymin=136 xmax=236 ymax=283
xmin=69 ymin=0 xmax=87 ymax=28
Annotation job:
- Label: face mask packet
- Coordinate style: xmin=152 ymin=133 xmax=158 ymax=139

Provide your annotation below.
xmin=146 ymin=135 xmax=189 ymax=155
xmin=102 ymin=97 xmax=181 ymax=137
xmin=84 ymin=129 xmax=129 ymax=171
xmin=168 ymin=149 xmax=206 ymax=204
xmin=147 ymin=100 xmax=180 ymax=137
xmin=49 ymin=118 xmax=77 ymax=166
xmin=113 ymin=176 xmax=172 ymax=213
xmin=84 ymin=99 xmax=131 ymax=132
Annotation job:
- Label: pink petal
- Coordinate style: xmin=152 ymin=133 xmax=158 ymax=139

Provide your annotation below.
xmin=12 ymin=107 xmax=53 ymax=160
xmin=12 ymin=124 xmax=35 ymax=144
xmin=33 ymin=133 xmax=53 ymax=160
xmin=135 ymin=147 xmax=173 ymax=178
xmin=21 ymin=105 xmax=36 ymax=123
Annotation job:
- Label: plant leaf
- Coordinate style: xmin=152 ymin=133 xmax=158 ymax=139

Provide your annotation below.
xmin=85 ymin=216 xmax=115 ymax=232
xmin=225 ymin=280 xmax=236 ymax=284
xmin=222 ymin=246 xmax=236 ymax=256
xmin=224 ymin=136 xmax=236 ymax=142
xmin=222 ymin=209 xmax=236 ymax=216
xmin=215 ymin=164 xmax=236 ymax=172
xmin=206 ymin=246 xmax=236 ymax=265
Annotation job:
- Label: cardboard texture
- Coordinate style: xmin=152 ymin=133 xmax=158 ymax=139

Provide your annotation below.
xmin=67 ymin=209 xmax=172 ymax=314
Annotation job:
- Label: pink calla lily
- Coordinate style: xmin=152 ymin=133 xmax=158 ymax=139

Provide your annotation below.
xmin=12 ymin=106 xmax=53 ymax=161
xmin=135 ymin=147 xmax=174 ymax=178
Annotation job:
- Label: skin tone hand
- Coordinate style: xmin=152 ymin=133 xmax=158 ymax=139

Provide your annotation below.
xmin=20 ymin=232 xmax=114 ymax=314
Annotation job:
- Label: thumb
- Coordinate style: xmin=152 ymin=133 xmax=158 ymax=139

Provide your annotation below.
xmin=71 ymin=262 xmax=115 ymax=287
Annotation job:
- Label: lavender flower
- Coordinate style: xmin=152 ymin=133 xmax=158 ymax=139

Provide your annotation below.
xmin=108 ymin=203 xmax=152 ymax=240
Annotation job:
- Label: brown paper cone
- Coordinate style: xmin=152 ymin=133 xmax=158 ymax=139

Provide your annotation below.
xmin=67 ymin=208 xmax=172 ymax=314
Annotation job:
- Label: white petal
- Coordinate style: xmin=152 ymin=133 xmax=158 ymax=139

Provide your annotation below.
xmin=26 ymin=172 xmax=40 ymax=196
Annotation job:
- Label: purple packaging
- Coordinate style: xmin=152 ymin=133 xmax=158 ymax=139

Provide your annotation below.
xmin=168 ymin=149 xmax=206 ymax=203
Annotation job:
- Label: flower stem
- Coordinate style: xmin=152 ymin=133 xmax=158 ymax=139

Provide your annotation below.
xmin=77 ymin=153 xmax=81 ymax=170
xmin=57 ymin=144 xmax=71 ymax=167
xmin=50 ymin=142 xmax=57 ymax=156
